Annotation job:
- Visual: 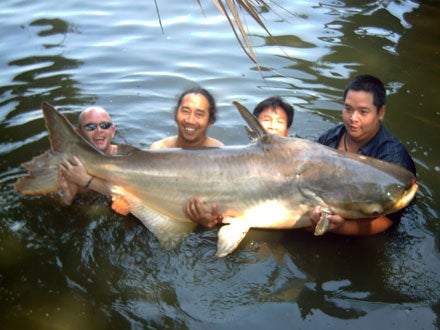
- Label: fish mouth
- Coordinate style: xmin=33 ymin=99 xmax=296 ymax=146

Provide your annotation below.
xmin=327 ymin=180 xmax=418 ymax=218
xmin=386 ymin=180 xmax=418 ymax=214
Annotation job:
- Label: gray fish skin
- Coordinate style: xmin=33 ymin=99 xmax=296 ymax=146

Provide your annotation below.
xmin=14 ymin=102 xmax=418 ymax=257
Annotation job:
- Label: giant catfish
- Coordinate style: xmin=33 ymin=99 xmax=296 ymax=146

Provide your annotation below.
xmin=14 ymin=102 xmax=418 ymax=257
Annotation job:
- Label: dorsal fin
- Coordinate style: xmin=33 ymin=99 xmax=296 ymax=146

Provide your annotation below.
xmin=233 ymin=101 xmax=273 ymax=144
xmin=41 ymin=101 xmax=103 ymax=154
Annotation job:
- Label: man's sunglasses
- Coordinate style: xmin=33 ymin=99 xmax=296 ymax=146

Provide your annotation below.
xmin=82 ymin=122 xmax=113 ymax=131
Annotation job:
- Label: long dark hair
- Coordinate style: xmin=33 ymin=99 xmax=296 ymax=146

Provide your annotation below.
xmin=174 ymin=87 xmax=218 ymax=124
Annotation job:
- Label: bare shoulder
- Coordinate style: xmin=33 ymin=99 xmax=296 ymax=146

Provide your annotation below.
xmin=205 ymin=137 xmax=224 ymax=147
xmin=150 ymin=136 xmax=178 ymax=150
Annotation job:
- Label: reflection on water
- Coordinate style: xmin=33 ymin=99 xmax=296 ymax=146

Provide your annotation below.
xmin=1 ymin=0 xmax=439 ymax=329
xmin=0 ymin=16 xmax=95 ymax=175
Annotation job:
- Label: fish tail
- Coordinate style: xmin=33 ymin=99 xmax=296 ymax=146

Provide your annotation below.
xmin=14 ymin=150 xmax=63 ymax=194
xmin=15 ymin=102 xmax=99 ymax=195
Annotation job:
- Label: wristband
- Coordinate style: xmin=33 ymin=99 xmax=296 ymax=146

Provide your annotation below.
xmin=85 ymin=176 xmax=94 ymax=188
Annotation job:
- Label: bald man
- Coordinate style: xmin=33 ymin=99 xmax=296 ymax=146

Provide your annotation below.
xmin=58 ymin=106 xmax=118 ymax=206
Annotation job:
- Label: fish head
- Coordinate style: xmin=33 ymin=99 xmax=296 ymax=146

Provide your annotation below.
xmin=377 ymin=177 xmax=418 ymax=215
xmin=328 ymin=178 xmax=418 ymax=218
xmin=298 ymin=152 xmax=419 ymax=219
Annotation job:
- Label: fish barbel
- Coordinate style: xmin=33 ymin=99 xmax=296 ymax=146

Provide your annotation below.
xmin=14 ymin=102 xmax=418 ymax=257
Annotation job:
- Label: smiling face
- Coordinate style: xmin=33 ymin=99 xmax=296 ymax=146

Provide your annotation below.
xmin=257 ymin=106 xmax=289 ymax=137
xmin=78 ymin=107 xmax=115 ymax=154
xmin=343 ymin=90 xmax=385 ymax=144
xmin=175 ymin=93 xmax=211 ymax=147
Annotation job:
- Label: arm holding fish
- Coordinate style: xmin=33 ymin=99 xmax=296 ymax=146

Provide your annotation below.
xmin=184 ymin=197 xmax=223 ymax=227
xmin=185 ymin=198 xmax=394 ymax=234
xmin=58 ymin=168 xmax=79 ymax=206
xmin=59 ymin=156 xmax=110 ymax=198
xmin=59 ymin=156 xmax=132 ymax=214
xmin=309 ymin=206 xmax=393 ymax=236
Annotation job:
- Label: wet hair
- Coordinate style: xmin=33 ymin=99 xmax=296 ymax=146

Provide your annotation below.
xmin=252 ymin=96 xmax=294 ymax=128
xmin=174 ymin=87 xmax=218 ymax=124
xmin=344 ymin=74 xmax=386 ymax=112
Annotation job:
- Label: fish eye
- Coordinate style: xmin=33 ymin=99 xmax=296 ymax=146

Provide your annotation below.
xmin=386 ymin=184 xmax=405 ymax=199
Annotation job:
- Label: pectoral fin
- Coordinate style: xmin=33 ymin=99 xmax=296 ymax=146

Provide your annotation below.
xmin=314 ymin=210 xmax=331 ymax=236
xmin=216 ymin=217 xmax=251 ymax=258
xmin=109 ymin=185 xmax=196 ymax=248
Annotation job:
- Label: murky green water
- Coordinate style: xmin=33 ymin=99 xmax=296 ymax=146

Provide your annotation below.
xmin=1 ymin=1 xmax=439 ymax=329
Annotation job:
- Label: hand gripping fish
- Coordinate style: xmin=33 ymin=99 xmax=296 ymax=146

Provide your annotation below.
xmin=14 ymin=102 xmax=418 ymax=257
